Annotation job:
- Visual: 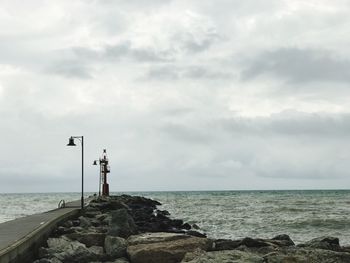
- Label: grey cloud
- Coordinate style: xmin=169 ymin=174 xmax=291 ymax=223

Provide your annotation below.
xmin=70 ymin=42 xmax=172 ymax=63
xmin=242 ymin=48 xmax=350 ymax=83
xmin=171 ymin=28 xmax=220 ymax=54
xmin=221 ymin=111 xmax=350 ymax=137
xmin=148 ymin=65 xmax=233 ymax=80
xmin=46 ymin=60 xmax=93 ymax=79
xmin=160 ymin=123 xmax=212 ymax=143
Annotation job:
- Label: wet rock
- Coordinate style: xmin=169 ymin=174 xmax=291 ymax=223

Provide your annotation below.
xmin=120 ymin=195 xmax=161 ymax=209
xmin=181 ymin=249 xmax=264 ymax=263
xmin=87 ymin=245 xmax=105 ymax=256
xmin=298 ymin=236 xmax=341 ymax=251
xmin=182 ymin=223 xmax=191 ymax=230
xmin=192 ymin=224 xmax=200 ymax=230
xmin=33 ymin=259 xmax=62 ymax=263
xmin=52 ymin=245 xmax=99 ymax=263
xmin=62 ymin=220 xmax=73 ymax=228
xmin=78 ymin=216 xmax=91 ymax=228
xmin=186 ymin=230 xmax=206 ymax=238
xmin=104 ymin=236 xmax=127 ymax=258
xmin=90 ymin=199 xmax=129 ymax=212
xmin=105 ymin=258 xmax=130 ymax=263
xmin=84 ymin=210 xmax=101 ymax=218
xmin=211 ymin=239 xmax=241 ymax=251
xmin=65 ymin=232 xmax=106 ymax=247
xmin=72 ymin=220 xmax=80 ymax=227
xmin=108 ymin=209 xmax=138 ymax=238
xmin=240 ymin=237 xmax=272 ymax=248
xmin=128 ymin=232 xmax=192 ymax=245
xmin=70 ymin=226 xmax=84 ymax=233
xmin=264 ymin=247 xmax=350 ymax=263
xmin=53 ymin=226 xmax=74 ymax=236
xmin=96 ymin=213 xmax=109 ymax=221
xmin=270 ymin=234 xmax=295 ymax=247
xmin=47 ymin=236 xmax=83 ymax=251
xmin=127 ymin=232 xmax=212 ymax=263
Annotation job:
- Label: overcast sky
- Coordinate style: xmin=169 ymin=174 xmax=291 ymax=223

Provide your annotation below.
xmin=1 ymin=0 xmax=350 ymax=193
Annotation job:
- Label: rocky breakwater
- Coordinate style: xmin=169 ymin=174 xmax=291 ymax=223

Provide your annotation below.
xmin=33 ymin=195 xmax=350 ymax=263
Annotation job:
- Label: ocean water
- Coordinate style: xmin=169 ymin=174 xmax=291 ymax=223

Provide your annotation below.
xmin=1 ymin=190 xmax=350 ymax=245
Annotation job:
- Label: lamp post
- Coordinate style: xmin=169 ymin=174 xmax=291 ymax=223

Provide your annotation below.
xmin=67 ymin=136 xmax=84 ymax=210
xmin=93 ymin=159 xmax=101 ymax=196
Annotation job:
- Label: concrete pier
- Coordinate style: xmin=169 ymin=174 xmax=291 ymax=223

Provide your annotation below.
xmin=0 ymin=199 xmax=89 ymax=263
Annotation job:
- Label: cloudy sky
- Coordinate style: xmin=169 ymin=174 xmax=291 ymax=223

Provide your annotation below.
xmin=1 ymin=0 xmax=350 ymax=193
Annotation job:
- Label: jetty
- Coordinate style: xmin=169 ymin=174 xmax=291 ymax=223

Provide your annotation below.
xmin=0 ymin=199 xmax=90 ymax=263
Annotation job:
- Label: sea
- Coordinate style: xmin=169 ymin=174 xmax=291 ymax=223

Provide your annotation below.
xmin=1 ymin=190 xmax=350 ymax=245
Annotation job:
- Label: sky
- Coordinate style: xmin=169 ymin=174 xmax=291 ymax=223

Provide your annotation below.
xmin=1 ymin=0 xmax=350 ymax=193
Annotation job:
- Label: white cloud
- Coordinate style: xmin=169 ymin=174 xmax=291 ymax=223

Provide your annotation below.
xmin=0 ymin=0 xmax=350 ymax=192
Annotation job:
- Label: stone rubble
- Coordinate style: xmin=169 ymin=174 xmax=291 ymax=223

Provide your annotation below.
xmin=33 ymin=195 xmax=350 ymax=263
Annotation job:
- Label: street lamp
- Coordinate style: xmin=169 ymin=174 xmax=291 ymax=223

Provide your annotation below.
xmin=93 ymin=159 xmax=102 ymax=196
xmin=67 ymin=136 xmax=84 ymax=210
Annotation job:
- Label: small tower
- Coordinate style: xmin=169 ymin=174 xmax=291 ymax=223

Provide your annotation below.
xmin=94 ymin=149 xmax=110 ymax=196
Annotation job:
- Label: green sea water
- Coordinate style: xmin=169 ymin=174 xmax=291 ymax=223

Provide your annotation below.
xmin=1 ymin=190 xmax=350 ymax=245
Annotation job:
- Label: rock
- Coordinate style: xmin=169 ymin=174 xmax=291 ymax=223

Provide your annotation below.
xmin=78 ymin=216 xmax=92 ymax=228
xmin=105 ymin=236 xmax=127 ymax=258
xmin=47 ymin=236 xmax=84 ymax=251
xmin=264 ymin=247 xmax=350 ymax=263
xmin=182 ymin=223 xmax=191 ymax=230
xmin=65 ymin=232 xmax=106 ymax=247
xmin=128 ymin=232 xmax=192 ymax=246
xmin=192 ymin=224 xmax=200 ymax=230
xmin=47 ymin=236 xmax=104 ymax=262
xmin=87 ymin=245 xmax=104 ymax=256
xmin=186 ymin=230 xmax=206 ymax=238
xmin=108 ymin=209 xmax=138 ymax=238
xmin=240 ymin=237 xmax=272 ymax=248
xmin=181 ymin=249 xmax=264 ymax=263
xmin=211 ymin=239 xmax=241 ymax=251
xmin=270 ymin=234 xmax=295 ymax=247
xmin=69 ymin=226 xmax=84 ymax=233
xmin=33 ymin=259 xmax=62 ymax=263
xmin=90 ymin=199 xmax=129 ymax=212
xmin=127 ymin=232 xmax=212 ymax=263
xmin=52 ymin=245 xmax=99 ymax=263
xmin=298 ymin=236 xmax=341 ymax=251
xmin=120 ymin=195 xmax=161 ymax=209
xmin=38 ymin=247 xmax=57 ymax=259
xmin=62 ymin=220 xmax=73 ymax=228
xmin=84 ymin=211 xmax=101 ymax=218
xmin=105 ymin=258 xmax=130 ymax=263
xmin=52 ymin=226 xmax=74 ymax=236
xmin=96 ymin=213 xmax=109 ymax=221
xmin=72 ymin=220 xmax=80 ymax=227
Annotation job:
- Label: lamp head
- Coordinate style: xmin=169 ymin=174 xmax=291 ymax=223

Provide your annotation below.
xmin=67 ymin=137 xmax=76 ymax=146
xmin=93 ymin=160 xmax=98 ymax=165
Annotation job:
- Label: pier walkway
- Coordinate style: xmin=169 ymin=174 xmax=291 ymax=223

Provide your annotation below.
xmin=0 ymin=199 xmax=91 ymax=263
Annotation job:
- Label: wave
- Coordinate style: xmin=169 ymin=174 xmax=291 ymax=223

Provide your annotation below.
xmin=286 ymin=218 xmax=350 ymax=230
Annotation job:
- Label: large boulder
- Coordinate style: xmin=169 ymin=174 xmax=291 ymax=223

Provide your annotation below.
xmin=46 ymin=236 xmax=103 ymax=262
xmin=298 ymin=236 xmax=341 ymax=251
xmin=211 ymin=239 xmax=241 ymax=251
xmin=65 ymin=232 xmax=106 ymax=247
xmin=127 ymin=232 xmax=212 ymax=263
xmin=270 ymin=234 xmax=295 ymax=247
xmin=128 ymin=232 xmax=192 ymax=245
xmin=264 ymin=248 xmax=350 ymax=263
xmin=47 ymin=236 xmax=84 ymax=252
xmin=181 ymin=249 xmax=264 ymax=263
xmin=108 ymin=209 xmax=138 ymax=238
xmin=90 ymin=199 xmax=129 ymax=212
xmin=105 ymin=236 xmax=128 ymax=258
